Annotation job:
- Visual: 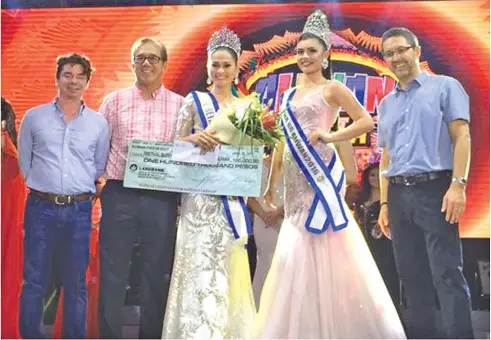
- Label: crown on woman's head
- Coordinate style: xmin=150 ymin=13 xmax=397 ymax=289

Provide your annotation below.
xmin=302 ymin=9 xmax=331 ymax=50
xmin=207 ymin=26 xmax=241 ymax=57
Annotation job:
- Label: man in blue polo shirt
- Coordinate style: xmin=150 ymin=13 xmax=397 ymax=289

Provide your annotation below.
xmin=377 ymin=27 xmax=473 ymax=339
xmin=18 ymin=53 xmax=110 ymax=338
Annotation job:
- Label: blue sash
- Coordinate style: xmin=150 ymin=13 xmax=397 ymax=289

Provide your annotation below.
xmin=191 ymin=91 xmax=253 ymax=240
xmin=280 ymin=88 xmax=349 ymax=234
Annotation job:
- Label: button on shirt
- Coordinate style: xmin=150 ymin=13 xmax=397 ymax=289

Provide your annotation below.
xmin=377 ymin=72 xmax=470 ymax=177
xmin=100 ymin=85 xmax=184 ymax=180
xmin=18 ymin=100 xmax=110 ymax=195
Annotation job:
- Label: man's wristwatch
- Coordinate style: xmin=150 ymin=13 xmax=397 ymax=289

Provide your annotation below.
xmin=452 ymin=176 xmax=468 ymax=186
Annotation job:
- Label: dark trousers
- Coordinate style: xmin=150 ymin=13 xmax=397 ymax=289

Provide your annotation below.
xmin=19 ymin=193 xmax=92 ymax=339
xmin=98 ymin=180 xmax=178 ymax=339
xmin=388 ymin=176 xmax=473 ymax=339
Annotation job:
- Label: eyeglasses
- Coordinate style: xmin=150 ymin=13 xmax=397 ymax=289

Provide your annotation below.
xmin=61 ymin=73 xmax=87 ymax=82
xmin=133 ymin=54 xmax=162 ymax=65
xmin=382 ymin=46 xmax=414 ymax=59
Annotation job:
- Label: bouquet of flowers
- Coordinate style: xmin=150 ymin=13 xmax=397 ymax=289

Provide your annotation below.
xmin=207 ymin=92 xmax=283 ymax=147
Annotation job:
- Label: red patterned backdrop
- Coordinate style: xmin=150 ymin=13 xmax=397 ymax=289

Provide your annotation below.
xmin=2 ymin=1 xmax=489 ymax=237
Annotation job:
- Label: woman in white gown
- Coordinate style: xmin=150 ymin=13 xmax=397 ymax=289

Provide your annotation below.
xmin=162 ymin=27 xmax=255 ymax=339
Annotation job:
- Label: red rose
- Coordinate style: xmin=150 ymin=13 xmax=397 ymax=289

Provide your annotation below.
xmin=262 ymin=114 xmax=276 ymax=130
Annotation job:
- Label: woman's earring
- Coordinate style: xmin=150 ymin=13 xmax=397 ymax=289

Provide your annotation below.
xmin=234 ymin=75 xmax=239 ymax=85
xmin=207 ymin=76 xmax=212 ymax=85
xmin=321 ymin=59 xmax=329 ymax=70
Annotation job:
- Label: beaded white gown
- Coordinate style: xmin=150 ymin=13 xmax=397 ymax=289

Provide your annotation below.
xmin=162 ymin=94 xmax=255 ymax=339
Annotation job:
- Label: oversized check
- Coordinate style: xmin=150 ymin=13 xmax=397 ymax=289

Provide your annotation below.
xmin=123 ymin=140 xmax=264 ymax=197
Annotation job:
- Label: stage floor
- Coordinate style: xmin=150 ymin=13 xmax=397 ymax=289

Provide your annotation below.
xmin=43 ymin=307 xmax=490 ymax=339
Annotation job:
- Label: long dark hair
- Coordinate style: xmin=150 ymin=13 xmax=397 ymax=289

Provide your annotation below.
xmin=356 ymin=162 xmax=380 ymax=206
xmin=298 ymin=32 xmax=332 ymax=80
xmin=1 ymin=97 xmax=17 ymax=148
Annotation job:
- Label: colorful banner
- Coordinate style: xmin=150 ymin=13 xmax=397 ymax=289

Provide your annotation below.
xmin=2 ymin=1 xmax=489 ymax=237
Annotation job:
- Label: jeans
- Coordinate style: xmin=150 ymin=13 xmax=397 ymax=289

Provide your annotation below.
xmin=19 ymin=193 xmax=92 ymax=339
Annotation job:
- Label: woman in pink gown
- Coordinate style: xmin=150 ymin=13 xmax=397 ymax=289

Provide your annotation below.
xmin=255 ymin=10 xmax=406 ymax=339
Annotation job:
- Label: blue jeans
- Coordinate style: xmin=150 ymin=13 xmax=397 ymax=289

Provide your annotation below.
xmin=388 ymin=176 xmax=473 ymax=339
xmin=19 ymin=193 xmax=92 ymax=339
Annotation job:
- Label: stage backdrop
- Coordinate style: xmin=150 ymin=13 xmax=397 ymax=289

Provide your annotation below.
xmin=2 ymin=1 xmax=489 ymax=238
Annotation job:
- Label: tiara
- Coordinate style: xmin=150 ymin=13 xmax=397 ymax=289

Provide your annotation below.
xmin=302 ymin=10 xmax=331 ymax=50
xmin=207 ymin=26 xmax=241 ymax=57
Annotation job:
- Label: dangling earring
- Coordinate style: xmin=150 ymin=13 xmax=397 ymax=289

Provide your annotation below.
xmin=207 ymin=76 xmax=212 ymax=85
xmin=234 ymin=75 xmax=239 ymax=85
xmin=321 ymin=59 xmax=329 ymax=70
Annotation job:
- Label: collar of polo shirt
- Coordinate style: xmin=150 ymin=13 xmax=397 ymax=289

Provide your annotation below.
xmin=395 ymin=71 xmax=430 ymax=94
xmin=52 ymin=97 xmax=86 ymax=116
xmin=135 ymin=84 xmax=165 ymax=100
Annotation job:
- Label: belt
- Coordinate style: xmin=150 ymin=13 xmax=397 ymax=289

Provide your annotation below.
xmin=30 ymin=189 xmax=93 ymax=205
xmin=389 ymin=170 xmax=451 ymax=186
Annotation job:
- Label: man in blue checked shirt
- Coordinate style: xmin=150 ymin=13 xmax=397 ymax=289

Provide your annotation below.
xmin=17 ymin=53 xmax=110 ymax=339
xmin=377 ymin=27 xmax=473 ymax=339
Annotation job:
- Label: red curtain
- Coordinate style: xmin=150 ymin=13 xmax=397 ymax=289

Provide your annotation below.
xmin=1 ymin=132 xmax=27 ymax=339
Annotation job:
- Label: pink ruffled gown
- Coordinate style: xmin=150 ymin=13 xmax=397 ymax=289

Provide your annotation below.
xmin=255 ymin=88 xmax=406 ymax=339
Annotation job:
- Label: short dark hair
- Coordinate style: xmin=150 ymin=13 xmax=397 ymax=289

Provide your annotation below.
xmin=56 ymin=53 xmax=92 ymax=81
xmin=131 ymin=37 xmax=168 ymax=63
xmin=381 ymin=27 xmax=419 ymax=49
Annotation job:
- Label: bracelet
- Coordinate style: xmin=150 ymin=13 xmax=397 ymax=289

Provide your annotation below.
xmin=452 ymin=176 xmax=468 ymax=186
xmin=380 ymin=202 xmax=388 ymax=207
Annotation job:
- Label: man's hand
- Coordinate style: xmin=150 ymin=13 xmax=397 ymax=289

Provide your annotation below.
xmin=377 ymin=204 xmax=391 ymax=239
xmin=442 ymin=183 xmax=466 ymax=224
xmin=95 ymin=177 xmax=106 ymax=196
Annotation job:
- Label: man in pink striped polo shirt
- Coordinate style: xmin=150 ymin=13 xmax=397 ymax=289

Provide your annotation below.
xmin=98 ymin=37 xmax=183 ymax=339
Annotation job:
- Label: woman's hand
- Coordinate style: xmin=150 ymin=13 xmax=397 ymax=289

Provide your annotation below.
xmin=189 ymin=129 xmax=221 ymax=152
xmin=308 ymin=128 xmax=331 ymax=145
xmin=259 ymin=209 xmax=277 ymax=226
